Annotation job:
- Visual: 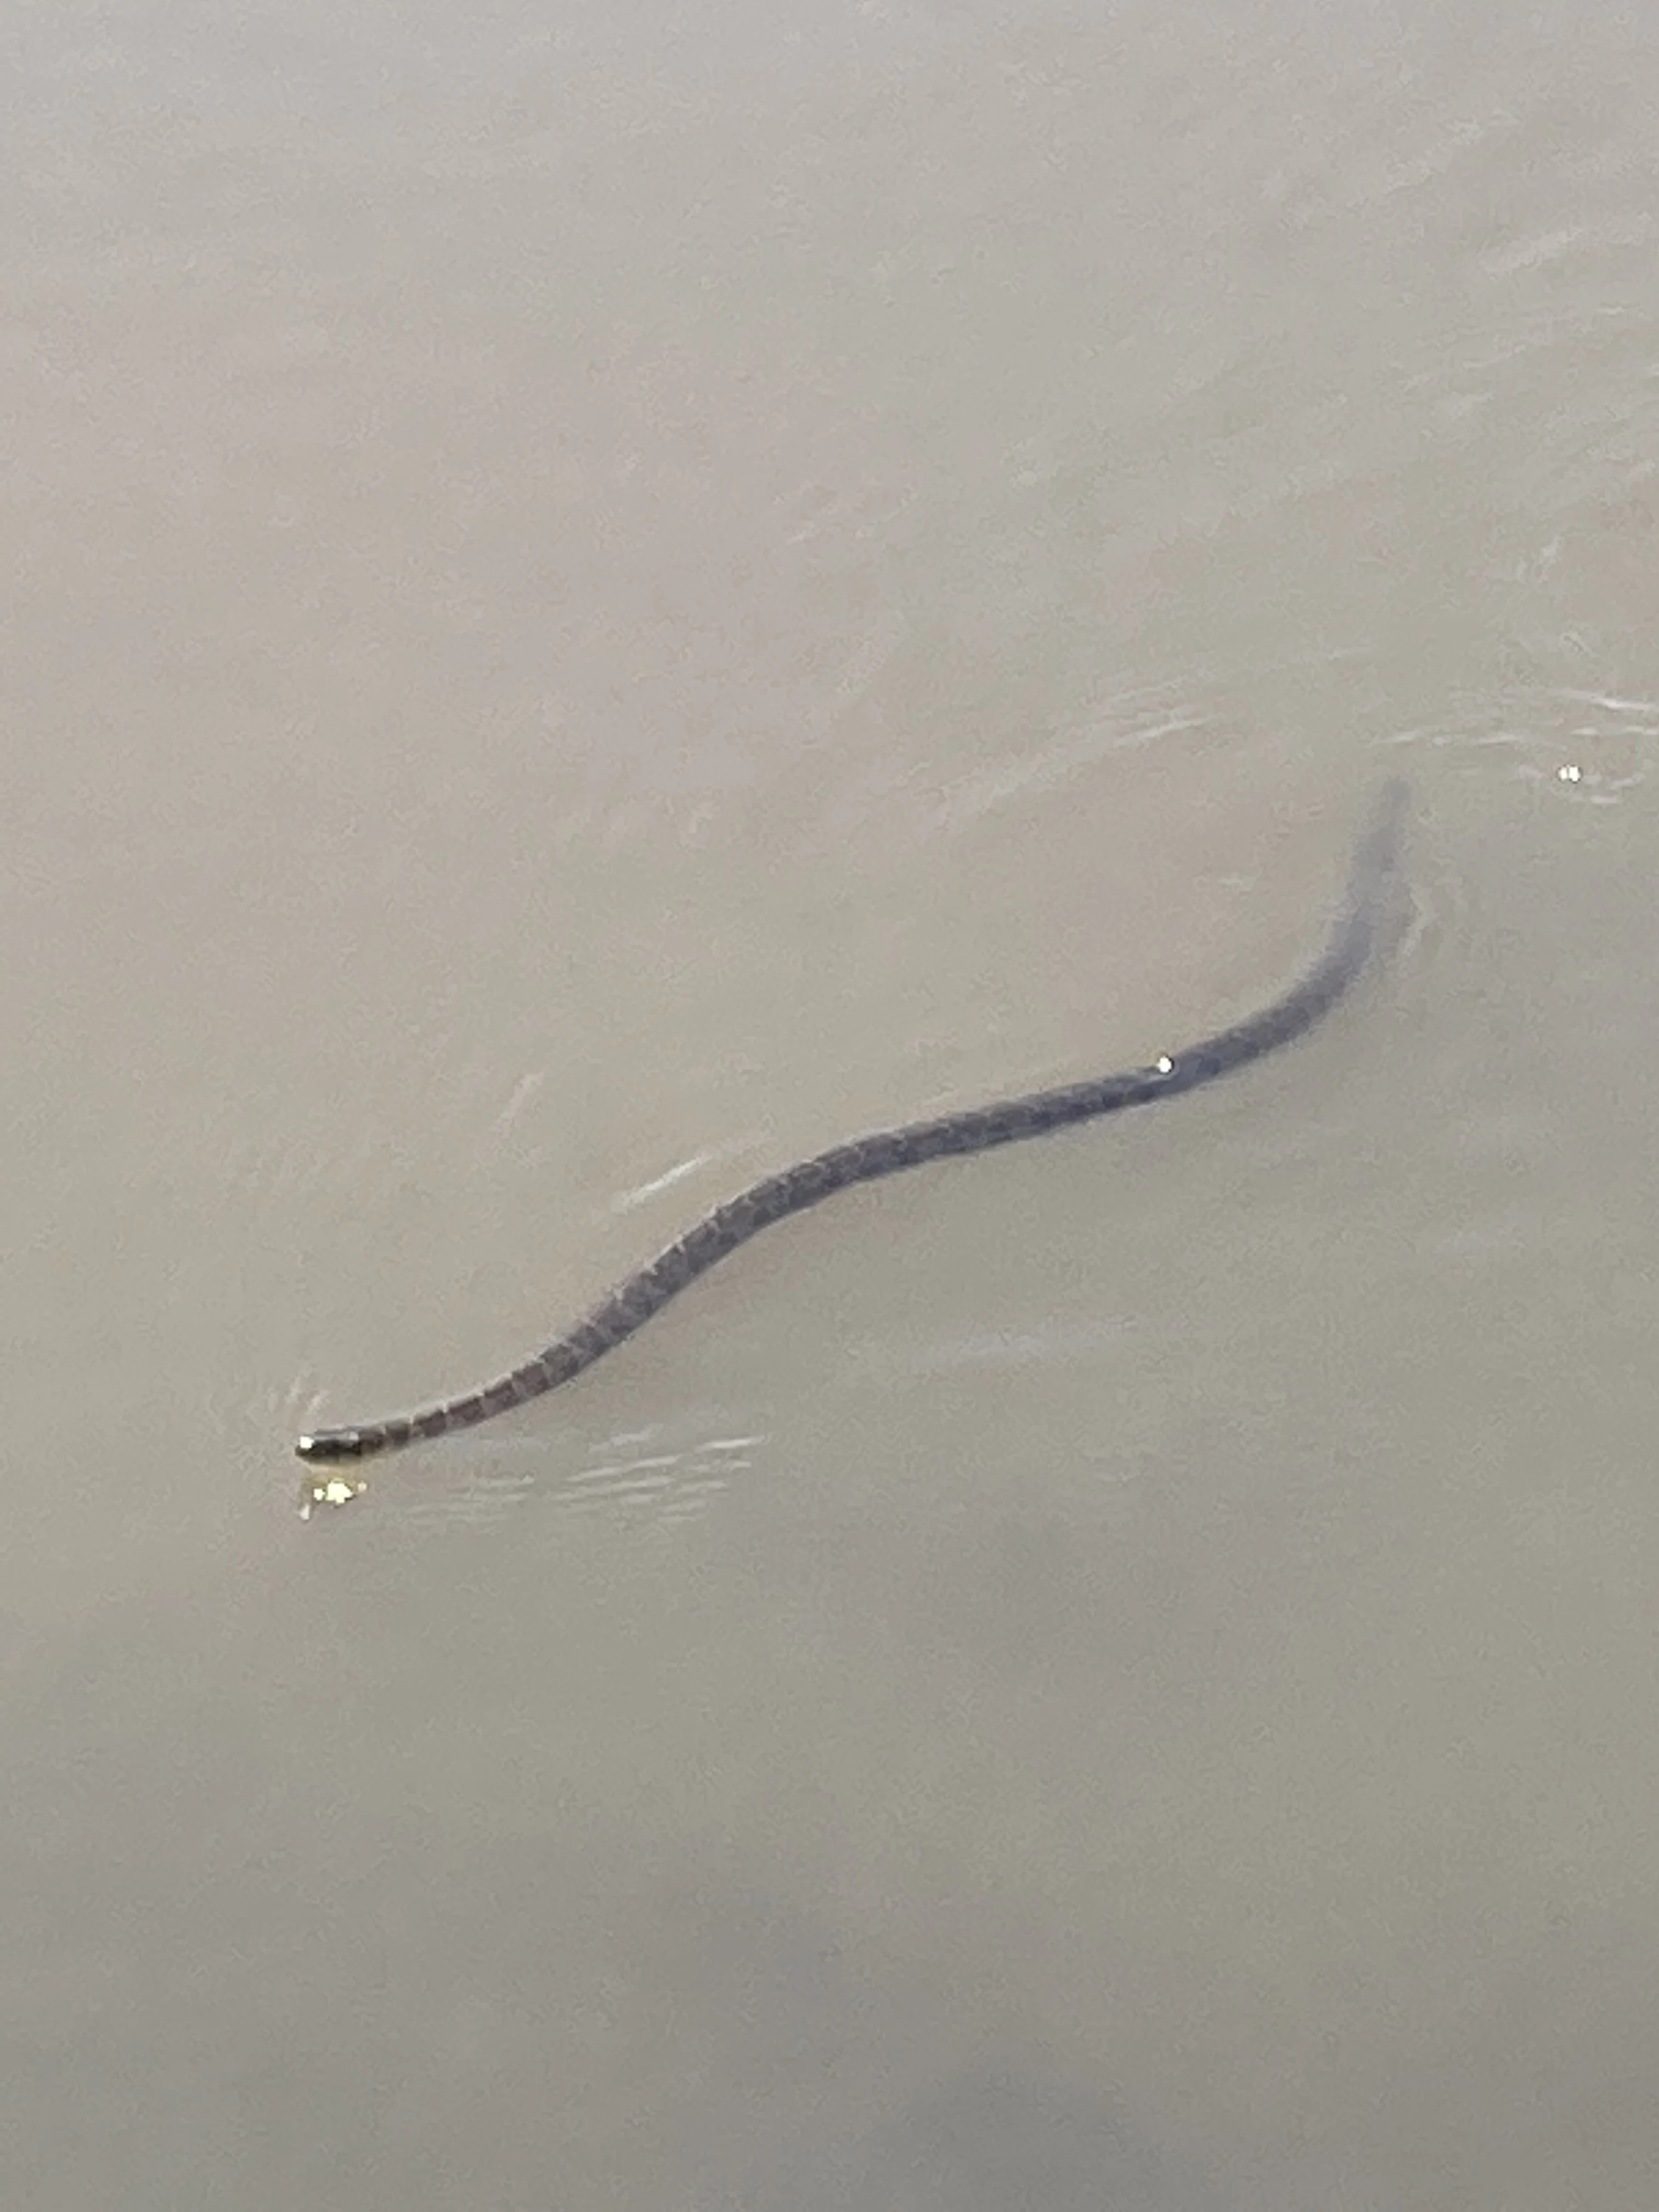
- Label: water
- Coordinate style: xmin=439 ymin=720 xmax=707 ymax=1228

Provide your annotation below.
xmin=8 ymin=2 xmax=1659 ymax=2204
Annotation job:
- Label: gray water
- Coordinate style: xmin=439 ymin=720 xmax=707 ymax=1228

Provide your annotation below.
xmin=8 ymin=3 xmax=1659 ymax=2205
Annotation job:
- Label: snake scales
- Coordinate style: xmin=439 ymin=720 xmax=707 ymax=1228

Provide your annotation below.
xmin=297 ymin=781 xmax=1407 ymax=1511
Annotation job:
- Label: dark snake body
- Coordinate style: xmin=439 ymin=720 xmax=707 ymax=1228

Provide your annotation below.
xmin=297 ymin=781 xmax=1407 ymax=1501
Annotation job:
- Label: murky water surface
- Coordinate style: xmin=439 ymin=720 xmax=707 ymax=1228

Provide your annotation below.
xmin=8 ymin=4 xmax=1659 ymax=2203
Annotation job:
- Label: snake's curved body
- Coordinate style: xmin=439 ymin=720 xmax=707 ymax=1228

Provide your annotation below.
xmin=298 ymin=781 xmax=1407 ymax=1509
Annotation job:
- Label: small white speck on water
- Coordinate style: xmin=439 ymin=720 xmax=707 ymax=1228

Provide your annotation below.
xmin=1155 ymin=1055 xmax=1174 ymax=1074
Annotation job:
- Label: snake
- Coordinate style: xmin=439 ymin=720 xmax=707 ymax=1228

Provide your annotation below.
xmin=297 ymin=780 xmax=1408 ymax=1512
